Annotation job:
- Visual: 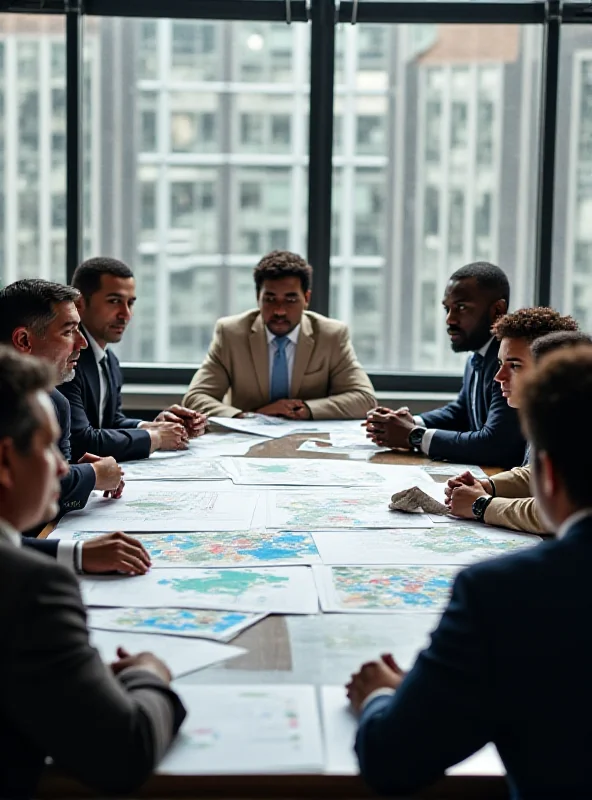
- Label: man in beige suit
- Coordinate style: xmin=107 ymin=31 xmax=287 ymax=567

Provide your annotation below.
xmin=445 ymin=314 xmax=589 ymax=535
xmin=184 ymin=250 xmax=376 ymax=419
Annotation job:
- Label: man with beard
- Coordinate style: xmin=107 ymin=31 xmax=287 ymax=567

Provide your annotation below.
xmin=366 ymin=262 xmax=525 ymax=467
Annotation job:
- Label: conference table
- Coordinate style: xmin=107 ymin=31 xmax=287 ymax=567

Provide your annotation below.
xmin=38 ymin=432 xmax=508 ymax=799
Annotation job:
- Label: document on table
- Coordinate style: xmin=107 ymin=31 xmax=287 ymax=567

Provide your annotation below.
xmin=313 ymin=564 xmax=459 ymax=614
xmin=89 ymin=629 xmax=245 ymax=678
xmin=320 ymin=686 xmax=504 ymax=776
xmin=209 ymin=416 xmax=368 ymax=439
xmin=55 ymin=482 xmax=259 ymax=532
xmin=297 ymin=440 xmax=374 ymax=460
xmin=65 ymin=529 xmax=322 ymax=568
xmin=159 ymin=685 xmax=324 ymax=775
xmin=189 ymin=431 xmax=271 ymax=458
xmin=266 ymin=489 xmax=433 ymax=530
xmin=420 ymin=463 xmax=489 ymax=480
xmin=224 ymin=459 xmax=429 ymax=488
xmin=122 ymin=458 xmax=230 ymax=481
xmin=312 ymin=526 xmax=541 ymax=566
xmin=81 ymin=565 xmax=319 ymax=614
xmin=88 ymin=606 xmax=266 ymax=642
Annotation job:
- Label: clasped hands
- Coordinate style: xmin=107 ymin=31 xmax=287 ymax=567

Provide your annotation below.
xmin=444 ymin=470 xmax=493 ymax=518
xmin=364 ymin=406 xmax=417 ymax=450
xmin=346 ymin=653 xmax=406 ymax=713
xmin=254 ymin=399 xmax=311 ymax=420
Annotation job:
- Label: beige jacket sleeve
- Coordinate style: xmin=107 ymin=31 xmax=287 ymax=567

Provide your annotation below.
xmin=182 ymin=322 xmax=242 ymax=418
xmin=484 ymin=496 xmax=550 ymax=535
xmin=304 ymin=327 xmax=376 ymax=420
xmin=490 ymin=465 xmax=532 ymax=498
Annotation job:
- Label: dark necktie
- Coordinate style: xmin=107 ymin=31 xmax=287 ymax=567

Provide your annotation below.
xmin=98 ymin=354 xmax=111 ymax=426
xmin=470 ymin=352 xmax=485 ymax=428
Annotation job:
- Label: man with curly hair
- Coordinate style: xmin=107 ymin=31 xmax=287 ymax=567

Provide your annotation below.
xmin=183 ymin=250 xmax=376 ymax=419
xmin=445 ymin=308 xmax=587 ymax=533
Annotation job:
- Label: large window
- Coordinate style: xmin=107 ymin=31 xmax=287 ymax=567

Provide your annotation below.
xmin=83 ymin=18 xmax=309 ymax=363
xmin=0 ymin=15 xmax=67 ymax=287
xmin=331 ymin=23 xmax=541 ymax=373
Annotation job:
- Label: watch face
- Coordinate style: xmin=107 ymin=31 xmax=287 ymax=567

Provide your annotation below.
xmin=409 ymin=428 xmax=424 ymax=448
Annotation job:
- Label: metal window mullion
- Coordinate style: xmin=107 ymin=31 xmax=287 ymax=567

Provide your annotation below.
xmin=39 ymin=36 xmax=51 ymax=280
xmin=5 ymin=37 xmax=18 ymax=285
xmin=464 ymin=65 xmax=477 ymax=264
xmin=411 ymin=64 xmax=427 ymax=368
xmin=340 ymin=23 xmax=357 ymax=327
xmin=563 ymin=49 xmax=585 ymax=316
xmin=290 ymin=22 xmax=307 ymax=255
xmin=515 ymin=28 xmax=536 ymax=305
xmin=439 ymin=66 xmax=452 ymax=366
xmin=66 ymin=8 xmax=82 ymax=283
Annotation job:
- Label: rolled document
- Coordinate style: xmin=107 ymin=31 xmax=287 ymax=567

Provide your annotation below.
xmin=389 ymin=486 xmax=450 ymax=516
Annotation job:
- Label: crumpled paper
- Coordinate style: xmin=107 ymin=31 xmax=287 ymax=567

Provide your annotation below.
xmin=389 ymin=486 xmax=449 ymax=516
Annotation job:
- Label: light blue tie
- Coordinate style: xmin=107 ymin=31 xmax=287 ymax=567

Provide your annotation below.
xmin=270 ymin=336 xmax=290 ymax=402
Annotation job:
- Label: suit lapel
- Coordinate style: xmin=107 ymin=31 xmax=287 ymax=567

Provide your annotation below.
xmin=290 ymin=314 xmax=314 ymax=398
xmin=249 ymin=314 xmax=270 ymax=402
xmin=102 ymin=350 xmax=117 ymax=425
xmin=80 ymin=344 xmax=102 ymax=425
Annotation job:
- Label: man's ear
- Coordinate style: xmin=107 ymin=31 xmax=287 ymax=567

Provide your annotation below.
xmin=0 ymin=438 xmax=16 ymax=492
xmin=304 ymin=290 xmax=312 ymax=309
xmin=491 ymin=298 xmax=508 ymax=323
xmin=538 ymin=451 xmax=558 ymax=499
xmin=12 ymin=327 xmax=32 ymax=355
xmin=75 ymin=295 xmax=86 ymax=313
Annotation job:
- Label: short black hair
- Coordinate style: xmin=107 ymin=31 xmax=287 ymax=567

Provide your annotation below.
xmin=0 ymin=279 xmax=80 ymax=343
xmin=492 ymin=307 xmax=578 ymax=344
xmin=72 ymin=257 xmax=134 ymax=300
xmin=531 ymin=330 xmax=592 ymax=363
xmin=0 ymin=346 xmax=55 ymax=454
xmin=449 ymin=261 xmax=510 ymax=304
xmin=253 ymin=250 xmax=313 ymax=296
xmin=520 ymin=345 xmax=592 ymax=508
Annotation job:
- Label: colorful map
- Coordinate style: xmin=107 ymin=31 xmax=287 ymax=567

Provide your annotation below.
xmin=157 ymin=569 xmax=289 ymax=596
xmin=70 ymin=530 xmax=319 ymax=567
xmin=319 ymin=565 xmax=458 ymax=613
xmin=226 ymin=458 xmax=392 ymax=487
xmin=410 ymin=525 xmax=539 ymax=557
xmin=88 ymin=607 xmax=264 ymax=641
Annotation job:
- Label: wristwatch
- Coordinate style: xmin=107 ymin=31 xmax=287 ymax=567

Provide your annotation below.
xmin=472 ymin=494 xmax=494 ymax=522
xmin=408 ymin=426 xmax=426 ymax=453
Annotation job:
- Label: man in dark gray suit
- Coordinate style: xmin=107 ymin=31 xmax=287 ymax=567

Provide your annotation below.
xmin=0 ymin=347 xmax=185 ymax=798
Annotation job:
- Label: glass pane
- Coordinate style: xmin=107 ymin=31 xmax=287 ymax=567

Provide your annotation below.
xmin=83 ymin=18 xmax=309 ymax=364
xmin=0 ymin=16 xmax=67 ymax=287
xmin=331 ymin=23 xmax=541 ymax=372
xmin=551 ymin=27 xmax=592 ymax=329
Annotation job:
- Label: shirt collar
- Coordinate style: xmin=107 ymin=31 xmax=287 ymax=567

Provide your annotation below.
xmin=0 ymin=518 xmax=21 ymax=548
xmin=474 ymin=337 xmax=494 ymax=358
xmin=556 ymin=509 xmax=592 ymax=539
xmin=265 ymin=323 xmax=301 ymax=347
xmin=84 ymin=328 xmax=106 ymax=364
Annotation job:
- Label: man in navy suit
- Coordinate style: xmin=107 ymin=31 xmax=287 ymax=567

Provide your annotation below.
xmin=58 ymin=257 xmax=206 ymax=462
xmin=366 ymin=262 xmax=525 ymax=467
xmin=348 ymin=343 xmax=592 ymax=798
xmin=0 ymin=281 xmax=151 ymax=575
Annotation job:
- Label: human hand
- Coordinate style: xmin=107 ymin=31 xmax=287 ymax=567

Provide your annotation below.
xmin=155 ymin=405 xmax=207 ymax=438
xmin=111 ymin=647 xmax=172 ymax=683
xmin=346 ymin=653 xmax=406 ymax=714
xmin=366 ymin=408 xmax=415 ymax=449
xmin=255 ymin=399 xmax=309 ymax=419
xmin=81 ymin=532 xmax=151 ymax=575
xmin=86 ymin=456 xmax=125 ymax=492
xmin=448 ymin=483 xmax=490 ymax=519
xmin=147 ymin=422 xmax=189 ymax=453
xmin=444 ymin=471 xmax=492 ymax=502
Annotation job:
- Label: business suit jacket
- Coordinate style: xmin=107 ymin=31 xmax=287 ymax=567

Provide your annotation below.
xmin=356 ymin=515 xmax=592 ymax=799
xmin=0 ymin=536 xmax=186 ymax=798
xmin=58 ymin=333 xmax=151 ymax=463
xmin=420 ymin=339 xmax=525 ymax=467
xmin=485 ymin=464 xmax=548 ymax=534
xmin=183 ymin=310 xmax=376 ymax=419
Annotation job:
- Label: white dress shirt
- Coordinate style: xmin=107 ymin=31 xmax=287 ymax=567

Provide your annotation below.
xmin=85 ymin=329 xmax=109 ymax=428
xmin=265 ymin=323 xmax=301 ymax=395
xmin=0 ymin=517 xmax=81 ymax=572
xmin=415 ymin=337 xmax=495 ymax=457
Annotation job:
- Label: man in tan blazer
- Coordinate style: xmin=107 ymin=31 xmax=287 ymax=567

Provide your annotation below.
xmin=445 ymin=318 xmax=590 ymax=535
xmin=184 ymin=251 xmax=376 ymax=420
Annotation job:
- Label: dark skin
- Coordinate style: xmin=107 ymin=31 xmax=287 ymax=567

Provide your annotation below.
xmin=365 ymin=276 xmax=508 ymax=450
xmin=252 ymin=276 xmax=313 ymax=420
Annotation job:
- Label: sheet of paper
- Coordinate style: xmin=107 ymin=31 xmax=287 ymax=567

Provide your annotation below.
xmin=313 ymin=564 xmax=459 ymax=614
xmin=67 ymin=529 xmax=321 ymax=568
xmin=312 ymin=526 xmax=540 ymax=566
xmin=297 ymin=440 xmax=373 ymax=460
xmin=122 ymin=458 xmax=230 ymax=481
xmin=421 ymin=463 xmax=489 ymax=481
xmin=89 ymin=629 xmax=245 ymax=678
xmin=158 ymin=685 xmax=324 ymax=775
xmin=146 ymin=448 xmax=192 ymax=460
xmin=329 ymin=431 xmax=389 ymax=452
xmin=320 ymin=687 xmax=503 ymax=776
xmin=189 ymin=432 xmax=271 ymax=458
xmin=208 ymin=415 xmax=299 ymax=439
xmin=225 ymin=459 xmax=424 ymax=488
xmin=55 ymin=482 xmax=259 ymax=532
xmin=81 ymin=566 xmax=319 ymax=614
xmin=88 ymin=606 xmax=265 ymax=642
xmin=266 ymin=489 xmax=433 ymax=530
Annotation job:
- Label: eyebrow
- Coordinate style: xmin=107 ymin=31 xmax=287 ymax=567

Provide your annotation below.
xmin=60 ymin=321 xmax=79 ymax=330
xmin=106 ymin=292 xmax=136 ymax=300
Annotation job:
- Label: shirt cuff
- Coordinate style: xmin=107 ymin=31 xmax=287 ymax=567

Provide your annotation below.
xmin=360 ymin=687 xmax=396 ymax=713
xmin=56 ymin=540 xmax=82 ymax=573
xmin=413 ymin=415 xmax=424 ymax=427
xmin=420 ymin=428 xmax=437 ymax=456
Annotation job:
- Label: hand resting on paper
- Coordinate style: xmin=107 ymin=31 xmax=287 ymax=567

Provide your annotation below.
xmin=346 ymin=653 xmax=406 ymax=714
xmin=111 ymin=647 xmax=172 ymax=683
xmin=81 ymin=532 xmax=152 ymax=575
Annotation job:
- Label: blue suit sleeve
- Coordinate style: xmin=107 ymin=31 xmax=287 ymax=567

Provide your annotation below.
xmin=49 ymin=390 xmax=96 ymax=514
xmin=21 ymin=537 xmax=59 ymax=558
xmin=426 ymin=379 xmax=524 ymax=467
xmin=355 ymin=569 xmax=492 ymax=796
